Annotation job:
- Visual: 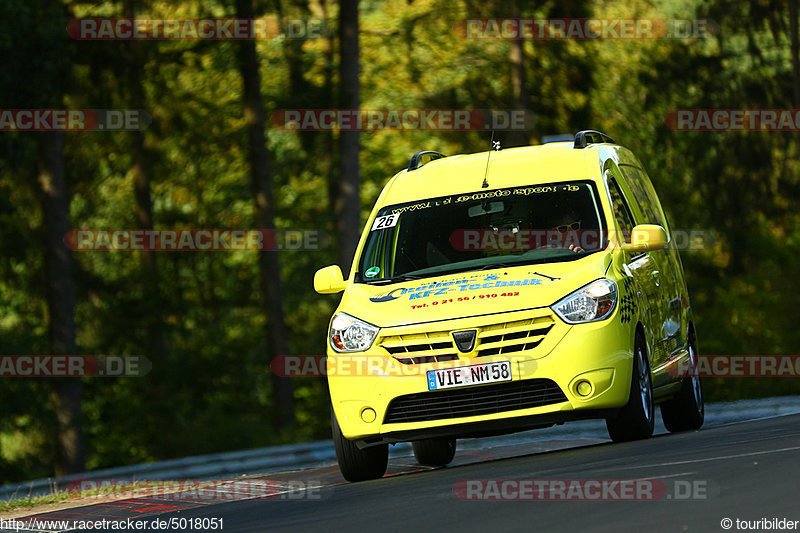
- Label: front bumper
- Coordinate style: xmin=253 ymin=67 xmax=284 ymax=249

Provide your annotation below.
xmin=329 ymin=306 xmax=634 ymax=445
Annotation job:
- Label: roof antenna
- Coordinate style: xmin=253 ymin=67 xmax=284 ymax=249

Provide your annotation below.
xmin=482 ymin=131 xmax=500 ymax=188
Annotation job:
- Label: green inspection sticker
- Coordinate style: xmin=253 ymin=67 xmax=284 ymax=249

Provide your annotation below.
xmin=365 ymin=266 xmax=380 ymax=278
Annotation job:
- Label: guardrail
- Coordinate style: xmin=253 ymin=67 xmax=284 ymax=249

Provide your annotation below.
xmin=3 ymin=395 xmax=800 ymax=501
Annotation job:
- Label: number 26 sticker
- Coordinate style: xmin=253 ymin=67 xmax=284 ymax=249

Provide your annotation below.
xmin=371 ymin=214 xmax=399 ymax=231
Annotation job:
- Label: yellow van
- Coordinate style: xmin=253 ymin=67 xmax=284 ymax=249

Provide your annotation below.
xmin=314 ymin=130 xmax=703 ymax=481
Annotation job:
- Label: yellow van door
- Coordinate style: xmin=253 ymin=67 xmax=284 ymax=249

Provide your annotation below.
xmin=605 ymin=169 xmax=663 ymax=361
xmin=619 ymin=164 xmax=684 ymax=379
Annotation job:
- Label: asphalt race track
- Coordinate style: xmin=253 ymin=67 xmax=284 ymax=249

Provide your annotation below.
xmin=12 ymin=413 xmax=800 ymax=533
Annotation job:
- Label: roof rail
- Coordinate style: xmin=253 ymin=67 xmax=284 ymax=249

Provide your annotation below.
xmin=408 ymin=151 xmax=446 ymax=171
xmin=541 ymin=133 xmax=574 ymax=144
xmin=573 ymin=130 xmax=615 ymax=149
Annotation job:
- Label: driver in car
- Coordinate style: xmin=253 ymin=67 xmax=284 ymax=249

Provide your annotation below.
xmin=549 ymin=210 xmax=585 ymax=253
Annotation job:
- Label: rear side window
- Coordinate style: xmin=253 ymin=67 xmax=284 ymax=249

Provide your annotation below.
xmin=620 ymin=165 xmax=667 ymax=229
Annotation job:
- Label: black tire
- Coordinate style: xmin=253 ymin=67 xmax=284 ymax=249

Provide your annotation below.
xmin=331 ymin=410 xmax=388 ymax=482
xmin=412 ymin=438 xmax=456 ymax=466
xmin=660 ymin=330 xmax=704 ymax=432
xmin=606 ymin=332 xmax=655 ymax=442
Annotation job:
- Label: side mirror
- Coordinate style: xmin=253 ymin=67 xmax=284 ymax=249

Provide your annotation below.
xmin=314 ymin=265 xmax=347 ymax=294
xmin=621 ymin=224 xmax=668 ymax=253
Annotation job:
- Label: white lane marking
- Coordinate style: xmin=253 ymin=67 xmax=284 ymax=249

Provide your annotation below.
xmin=614 ymin=445 xmax=800 ymax=470
xmin=629 ymin=471 xmax=696 ymax=481
xmin=718 ymin=433 xmax=800 ymax=447
xmin=716 ymin=412 xmax=800 ymax=427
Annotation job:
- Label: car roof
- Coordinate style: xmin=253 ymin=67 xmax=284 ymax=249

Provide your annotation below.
xmin=379 ymin=142 xmax=614 ymax=206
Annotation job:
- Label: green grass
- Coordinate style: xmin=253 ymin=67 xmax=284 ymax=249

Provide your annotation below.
xmin=0 ymin=486 xmax=73 ymax=512
xmin=0 ymin=479 xmax=217 ymax=514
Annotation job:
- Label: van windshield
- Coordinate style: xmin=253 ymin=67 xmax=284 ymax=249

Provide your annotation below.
xmin=356 ymin=181 xmax=608 ymax=284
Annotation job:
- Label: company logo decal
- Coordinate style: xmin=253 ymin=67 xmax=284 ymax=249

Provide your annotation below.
xmin=368 ymin=273 xmax=545 ymax=303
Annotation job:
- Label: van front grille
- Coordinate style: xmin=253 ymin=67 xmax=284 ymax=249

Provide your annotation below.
xmin=383 ymin=378 xmax=567 ymax=424
xmin=377 ymin=312 xmax=556 ymax=364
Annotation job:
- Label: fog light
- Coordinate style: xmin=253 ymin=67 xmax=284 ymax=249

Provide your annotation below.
xmin=576 ymin=380 xmax=593 ymax=397
xmin=360 ymin=407 xmax=376 ymax=423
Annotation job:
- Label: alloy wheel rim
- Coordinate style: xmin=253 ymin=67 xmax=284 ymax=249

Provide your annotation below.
xmin=689 ymin=341 xmax=703 ymax=413
xmin=638 ymin=345 xmax=653 ymax=421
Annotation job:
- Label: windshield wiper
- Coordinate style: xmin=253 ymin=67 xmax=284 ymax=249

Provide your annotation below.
xmin=364 ymin=274 xmax=424 ymax=285
xmin=477 ymin=262 xmax=519 ymax=271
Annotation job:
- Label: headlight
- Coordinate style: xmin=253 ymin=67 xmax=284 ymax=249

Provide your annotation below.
xmin=329 ymin=313 xmax=379 ymax=352
xmin=552 ymin=279 xmax=617 ymax=324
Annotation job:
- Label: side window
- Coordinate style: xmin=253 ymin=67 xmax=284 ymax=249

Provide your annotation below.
xmin=620 ymin=165 xmax=667 ymax=229
xmin=607 ymin=176 xmax=635 ymax=244
xmin=360 ymin=216 xmax=401 ymax=280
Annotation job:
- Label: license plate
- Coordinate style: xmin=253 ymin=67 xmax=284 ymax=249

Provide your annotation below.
xmin=426 ymin=361 xmax=512 ymax=391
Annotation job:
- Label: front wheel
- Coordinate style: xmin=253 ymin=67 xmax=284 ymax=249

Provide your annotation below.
xmin=332 ymin=410 xmax=388 ymax=482
xmin=606 ymin=333 xmax=655 ymax=442
xmin=660 ymin=330 xmax=704 ymax=432
xmin=412 ymin=438 xmax=456 ymax=466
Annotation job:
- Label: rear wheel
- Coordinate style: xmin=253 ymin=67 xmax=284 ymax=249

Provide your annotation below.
xmin=331 ymin=410 xmax=388 ymax=482
xmin=412 ymin=438 xmax=456 ymax=466
xmin=606 ymin=332 xmax=655 ymax=442
xmin=660 ymin=330 xmax=704 ymax=432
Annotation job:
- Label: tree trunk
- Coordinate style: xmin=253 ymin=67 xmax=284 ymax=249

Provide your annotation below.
xmin=234 ymin=0 xmax=295 ymax=429
xmin=123 ymin=0 xmax=166 ymax=366
xmin=37 ymin=131 xmax=86 ymax=475
xmin=508 ymin=0 xmax=530 ymax=147
xmin=790 ymin=0 xmax=800 ymax=107
xmin=336 ymin=0 xmax=361 ymax=276
xmin=311 ymin=0 xmax=338 ymax=221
